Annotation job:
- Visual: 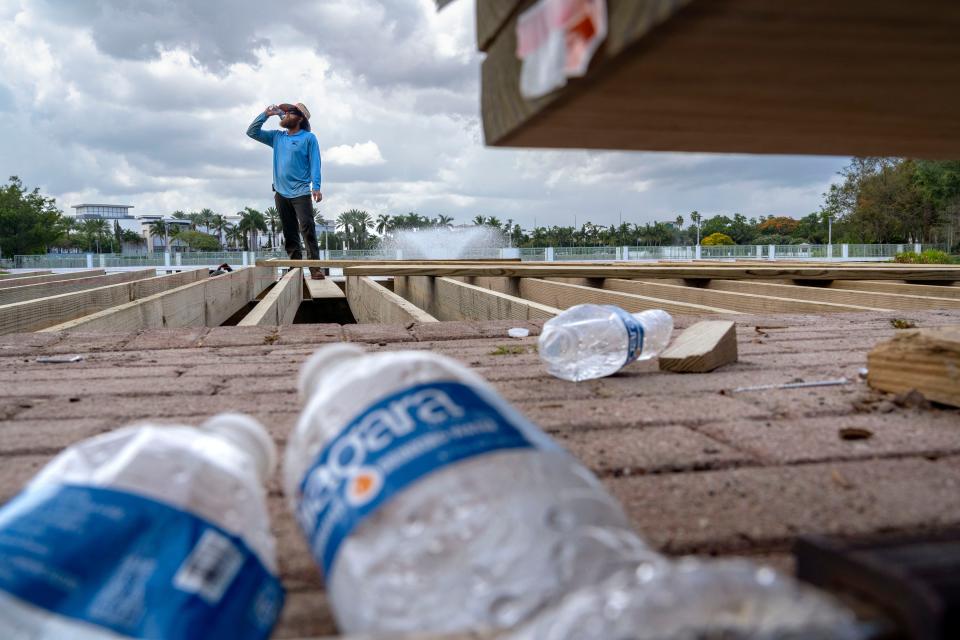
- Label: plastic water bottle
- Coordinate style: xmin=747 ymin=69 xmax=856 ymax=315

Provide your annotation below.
xmin=285 ymin=343 xmax=659 ymax=635
xmin=538 ymin=305 xmax=674 ymax=381
xmin=0 ymin=414 xmax=284 ymax=640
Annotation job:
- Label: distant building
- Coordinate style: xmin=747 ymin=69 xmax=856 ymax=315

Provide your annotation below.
xmin=71 ymin=204 xmax=135 ymax=219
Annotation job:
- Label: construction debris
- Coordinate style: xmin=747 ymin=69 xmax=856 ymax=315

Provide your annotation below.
xmin=867 ymin=325 xmax=960 ymax=408
xmin=731 ymin=378 xmax=851 ymax=394
xmin=659 ymin=320 xmax=738 ymax=373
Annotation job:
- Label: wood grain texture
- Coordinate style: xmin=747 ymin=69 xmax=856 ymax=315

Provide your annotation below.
xmin=304 ymin=276 xmax=345 ymax=299
xmin=482 ymin=0 xmax=960 ymax=157
xmin=706 ymin=279 xmax=960 ymax=312
xmin=602 ymin=278 xmax=880 ymax=313
xmin=827 ymin=280 xmax=960 ymax=300
xmin=346 ymin=276 xmax=438 ymax=324
xmin=394 ymin=276 xmax=558 ymax=321
xmin=239 ymin=268 xmax=302 ymax=326
xmin=41 ymin=267 xmax=270 ymax=332
xmin=0 ymin=269 xmax=105 ymax=289
xmin=519 ymin=278 xmax=739 ymax=316
xmin=346 ymin=265 xmax=960 ymax=281
xmin=476 ymin=0 xmax=523 ymax=51
xmin=0 ymin=269 xmax=207 ymax=334
xmin=659 ymin=320 xmax=739 ymax=373
xmin=0 ymin=269 xmax=157 ymax=305
xmin=867 ymin=326 xmax=960 ymax=408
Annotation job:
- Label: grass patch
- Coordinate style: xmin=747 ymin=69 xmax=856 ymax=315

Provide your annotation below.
xmin=893 ymin=249 xmax=958 ymax=264
xmin=489 ymin=344 xmax=528 ymax=356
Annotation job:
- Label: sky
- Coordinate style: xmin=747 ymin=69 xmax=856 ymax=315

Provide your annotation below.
xmin=0 ymin=0 xmax=849 ymax=230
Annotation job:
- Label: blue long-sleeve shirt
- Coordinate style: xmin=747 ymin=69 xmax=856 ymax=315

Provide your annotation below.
xmin=246 ymin=112 xmax=321 ymax=198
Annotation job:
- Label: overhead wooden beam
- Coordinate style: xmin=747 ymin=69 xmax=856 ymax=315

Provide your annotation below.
xmin=705 ymin=279 xmax=960 ymax=312
xmin=0 ymin=269 xmax=157 ymax=305
xmin=0 ymin=269 xmax=208 ymax=334
xmin=519 ymin=278 xmax=739 ymax=316
xmin=0 ymin=269 xmax=105 ymax=289
xmin=0 ymin=270 xmax=52 ymax=279
xmin=345 ymin=265 xmax=960 ymax=281
xmin=601 ymin=279 xmax=887 ymax=313
xmin=346 ymin=276 xmax=438 ymax=324
xmin=239 ymin=268 xmax=303 ymax=326
xmin=394 ymin=276 xmax=558 ymax=321
xmin=827 ymin=280 xmax=960 ymax=300
xmin=42 ymin=267 xmax=273 ymax=333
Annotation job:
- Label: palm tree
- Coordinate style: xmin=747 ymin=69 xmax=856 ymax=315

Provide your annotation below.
xmin=210 ymin=214 xmax=228 ymax=249
xmin=690 ymin=211 xmax=702 ymax=245
xmin=472 ymin=215 xmax=486 ymax=226
xmin=198 ymin=208 xmax=216 ymax=234
xmin=146 ymin=219 xmax=169 ymax=252
xmin=375 ymin=213 xmax=391 ymax=235
xmin=188 ymin=212 xmax=204 ymax=231
xmin=434 ymin=214 xmax=454 ymax=228
xmin=224 ymin=224 xmax=243 ymax=249
xmin=238 ymin=208 xmax=267 ymax=250
xmin=264 ymin=207 xmax=280 ymax=249
xmin=675 ymin=214 xmax=684 ymax=231
xmin=487 ymin=216 xmax=502 ymax=230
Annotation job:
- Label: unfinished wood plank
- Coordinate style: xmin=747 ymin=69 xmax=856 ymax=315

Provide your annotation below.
xmin=706 ymin=280 xmax=960 ymax=312
xmin=867 ymin=326 xmax=960 ymax=408
xmin=345 ymin=265 xmax=960 ymax=281
xmin=346 ymin=276 xmax=438 ymax=324
xmin=0 ymin=270 xmax=52 ymax=279
xmin=304 ymin=275 xmax=345 ymax=299
xmin=0 ymin=269 xmax=157 ymax=305
xmin=659 ymin=320 xmax=739 ymax=373
xmin=519 ymin=278 xmax=740 ymax=316
xmin=459 ymin=276 xmax=521 ymax=297
xmin=239 ymin=268 xmax=303 ymax=326
xmin=827 ymin=280 xmax=960 ymax=300
xmin=257 ymin=259 xmax=521 ymax=268
xmin=0 ymin=269 xmax=207 ymax=334
xmin=42 ymin=267 xmax=272 ymax=332
xmin=394 ymin=276 xmax=558 ymax=321
xmin=601 ymin=278 xmax=882 ymax=313
xmin=0 ymin=269 xmax=105 ymax=289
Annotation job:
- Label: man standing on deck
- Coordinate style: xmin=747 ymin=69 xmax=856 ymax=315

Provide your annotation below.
xmin=246 ymin=103 xmax=325 ymax=279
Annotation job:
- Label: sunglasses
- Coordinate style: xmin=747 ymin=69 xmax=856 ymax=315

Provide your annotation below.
xmin=281 ymin=110 xmax=302 ymax=118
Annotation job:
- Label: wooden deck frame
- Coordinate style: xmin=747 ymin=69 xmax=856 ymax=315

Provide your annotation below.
xmin=826 ymin=280 xmax=960 ymax=300
xmin=0 ymin=270 xmax=52 ymax=279
xmin=0 ymin=269 xmax=158 ymax=305
xmin=394 ymin=276 xmax=558 ymax=321
xmin=42 ymin=267 xmax=274 ymax=333
xmin=705 ymin=280 xmax=960 ymax=312
xmin=239 ymin=268 xmax=303 ymax=326
xmin=344 ymin=265 xmax=960 ymax=281
xmin=0 ymin=269 xmax=106 ymax=289
xmin=346 ymin=276 xmax=438 ymax=324
xmin=0 ymin=269 xmax=209 ymax=334
xmin=518 ymin=278 xmax=739 ymax=316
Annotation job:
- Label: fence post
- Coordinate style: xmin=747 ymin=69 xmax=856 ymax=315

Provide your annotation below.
xmin=396 ymin=250 xmax=403 ymax=260
xmin=175 ymin=253 xmax=182 ymax=267
xmin=841 ymin=244 xmax=849 ymax=259
xmin=621 ymin=245 xmax=629 ymax=261
xmin=242 ymin=252 xmax=249 ymax=267
xmin=768 ymin=245 xmax=776 ymax=261
xmin=694 ymin=245 xmax=701 ymax=260
xmin=86 ymin=254 xmax=94 ymax=269
xmin=827 ymin=244 xmax=833 ymax=260
xmin=914 ymin=243 xmax=922 ymax=254
xmin=164 ymin=252 xmax=171 ymax=268
xmin=545 ymin=247 xmax=554 ymax=262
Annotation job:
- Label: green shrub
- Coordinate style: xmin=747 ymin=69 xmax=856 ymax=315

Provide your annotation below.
xmin=701 ymin=232 xmax=735 ymax=246
xmin=893 ymin=249 xmax=957 ymax=264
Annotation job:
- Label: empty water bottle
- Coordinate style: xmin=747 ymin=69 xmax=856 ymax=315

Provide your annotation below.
xmin=539 ymin=305 xmax=674 ymax=381
xmin=0 ymin=414 xmax=284 ymax=639
xmin=286 ymin=343 xmax=658 ymax=635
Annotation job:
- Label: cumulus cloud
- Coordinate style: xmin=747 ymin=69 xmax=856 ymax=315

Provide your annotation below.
xmin=0 ymin=0 xmax=846 ymax=230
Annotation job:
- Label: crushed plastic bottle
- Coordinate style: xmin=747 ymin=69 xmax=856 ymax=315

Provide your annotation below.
xmin=506 ymin=558 xmax=865 ymax=640
xmin=539 ymin=304 xmax=674 ymax=381
xmin=0 ymin=414 xmax=284 ymax=640
xmin=285 ymin=343 xmax=659 ymax=635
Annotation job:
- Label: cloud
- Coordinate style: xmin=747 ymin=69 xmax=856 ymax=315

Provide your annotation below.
xmin=325 ymin=141 xmax=386 ymax=167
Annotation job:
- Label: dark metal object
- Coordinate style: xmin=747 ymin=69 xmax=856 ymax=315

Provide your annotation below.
xmin=795 ymin=532 xmax=960 ymax=640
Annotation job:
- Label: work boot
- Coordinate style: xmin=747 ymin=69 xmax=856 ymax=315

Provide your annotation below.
xmin=310 ymin=267 xmax=325 ymax=280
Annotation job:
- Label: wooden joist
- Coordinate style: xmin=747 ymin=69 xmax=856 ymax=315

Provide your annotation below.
xmin=827 ymin=280 xmax=960 ymax=300
xmin=0 ymin=270 xmax=52 ymax=279
xmin=239 ymin=268 xmax=303 ymax=326
xmin=659 ymin=320 xmax=739 ymax=373
xmin=0 ymin=269 xmax=157 ymax=305
xmin=0 ymin=269 xmax=208 ymax=334
xmin=344 ymin=265 xmax=960 ymax=281
xmin=394 ymin=276 xmax=558 ymax=321
xmin=706 ymin=280 xmax=960 ymax=312
xmin=600 ymin=279 xmax=883 ymax=314
xmin=346 ymin=276 xmax=438 ymax=324
xmin=867 ymin=326 xmax=960 ymax=408
xmin=519 ymin=278 xmax=738 ymax=316
xmin=42 ymin=267 xmax=273 ymax=333
xmin=0 ymin=269 xmax=105 ymax=289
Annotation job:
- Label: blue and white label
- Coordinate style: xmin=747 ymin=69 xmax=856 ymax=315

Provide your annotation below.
xmin=0 ymin=484 xmax=283 ymax=639
xmin=607 ymin=305 xmax=645 ymax=365
xmin=296 ymin=381 xmax=545 ymax=577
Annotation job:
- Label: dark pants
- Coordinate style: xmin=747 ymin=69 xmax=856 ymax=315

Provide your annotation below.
xmin=275 ymin=192 xmax=320 ymax=260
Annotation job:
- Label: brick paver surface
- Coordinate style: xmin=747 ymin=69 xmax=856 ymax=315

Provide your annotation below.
xmin=1 ymin=310 xmax=959 ymax=637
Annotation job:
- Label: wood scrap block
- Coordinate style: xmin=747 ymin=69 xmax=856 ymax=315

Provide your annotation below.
xmin=867 ymin=326 xmax=960 ymax=408
xmin=658 ymin=320 xmax=738 ymax=373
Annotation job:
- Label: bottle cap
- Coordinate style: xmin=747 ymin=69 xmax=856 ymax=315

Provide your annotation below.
xmin=201 ymin=413 xmax=277 ymax=483
xmin=298 ymin=343 xmax=366 ymax=400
